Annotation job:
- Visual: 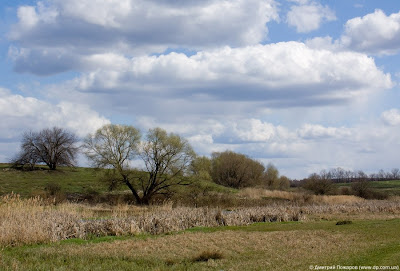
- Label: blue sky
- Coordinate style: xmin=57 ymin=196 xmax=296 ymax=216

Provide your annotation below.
xmin=1 ymin=0 xmax=400 ymax=178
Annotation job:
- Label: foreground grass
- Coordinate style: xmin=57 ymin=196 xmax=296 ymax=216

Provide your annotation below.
xmin=1 ymin=219 xmax=399 ymax=270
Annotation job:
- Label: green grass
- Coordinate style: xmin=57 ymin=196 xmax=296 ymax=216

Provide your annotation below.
xmin=0 ymin=164 xmax=107 ymax=197
xmin=1 ymin=219 xmax=399 ymax=270
xmin=0 ymin=164 xmax=234 ymax=198
xmin=336 ymin=180 xmax=400 ymax=195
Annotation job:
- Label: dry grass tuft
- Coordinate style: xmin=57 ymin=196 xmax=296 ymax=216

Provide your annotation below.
xmin=238 ymin=188 xmax=364 ymax=204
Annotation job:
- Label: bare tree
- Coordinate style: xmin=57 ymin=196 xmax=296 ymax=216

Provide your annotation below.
xmin=377 ymin=169 xmax=386 ymax=180
xmin=390 ymin=168 xmax=400 ymax=180
xmin=83 ymin=125 xmax=195 ymax=205
xmin=12 ymin=127 xmax=78 ymax=170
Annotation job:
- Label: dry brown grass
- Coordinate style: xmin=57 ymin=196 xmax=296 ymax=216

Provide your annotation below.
xmin=238 ymin=188 xmax=364 ymax=204
xmin=33 ymin=228 xmax=365 ymax=270
xmin=1 ymin=193 xmax=400 ymax=247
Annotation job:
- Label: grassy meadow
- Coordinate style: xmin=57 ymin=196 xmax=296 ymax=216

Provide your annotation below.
xmin=1 ymin=215 xmax=399 ymax=270
xmin=0 ymin=164 xmax=107 ymax=197
xmin=336 ymin=180 xmax=400 ymax=196
xmin=1 ymin=165 xmax=400 ymax=270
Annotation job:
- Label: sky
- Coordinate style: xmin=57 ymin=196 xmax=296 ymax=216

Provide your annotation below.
xmin=1 ymin=0 xmax=400 ymax=179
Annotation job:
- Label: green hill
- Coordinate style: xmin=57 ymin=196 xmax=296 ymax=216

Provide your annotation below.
xmin=0 ymin=164 xmax=106 ymax=197
xmin=0 ymin=164 xmax=235 ymax=199
xmin=335 ymin=180 xmax=400 ymax=196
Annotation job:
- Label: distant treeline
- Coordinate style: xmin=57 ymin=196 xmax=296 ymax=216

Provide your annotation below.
xmin=292 ymin=167 xmax=400 ymax=185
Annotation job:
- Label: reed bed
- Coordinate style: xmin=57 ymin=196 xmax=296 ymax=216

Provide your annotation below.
xmin=238 ymin=188 xmax=364 ymax=204
xmin=1 ymin=193 xmax=400 ymax=247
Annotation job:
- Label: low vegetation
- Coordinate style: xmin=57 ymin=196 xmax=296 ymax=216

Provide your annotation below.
xmin=1 ymin=218 xmax=399 ymax=270
xmin=1 ymin=192 xmax=400 ymax=248
xmin=3 ymin=124 xmax=400 ymax=270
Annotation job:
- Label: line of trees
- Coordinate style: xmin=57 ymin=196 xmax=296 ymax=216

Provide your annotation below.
xmin=301 ymin=167 xmax=400 ymax=184
xmin=12 ymin=125 xmax=289 ymax=204
xmin=297 ymin=167 xmax=400 ymax=198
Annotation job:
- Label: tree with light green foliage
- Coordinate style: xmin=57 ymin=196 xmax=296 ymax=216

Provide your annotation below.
xmin=264 ymin=163 xmax=290 ymax=190
xmin=190 ymin=155 xmax=212 ymax=181
xmin=84 ymin=124 xmax=195 ymax=205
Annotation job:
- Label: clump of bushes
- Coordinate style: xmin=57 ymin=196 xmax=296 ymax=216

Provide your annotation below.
xmin=196 ymin=151 xmax=290 ymax=190
xmin=192 ymin=250 xmax=223 ymax=262
xmin=351 ymin=180 xmax=389 ymax=200
xmin=44 ymin=182 xmax=66 ymax=204
xmin=336 ymin=220 xmax=352 ymax=225
xmin=302 ymin=173 xmax=335 ymax=195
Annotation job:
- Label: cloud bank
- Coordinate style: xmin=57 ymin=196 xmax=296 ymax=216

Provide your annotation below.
xmin=0 ymin=88 xmax=110 ymax=139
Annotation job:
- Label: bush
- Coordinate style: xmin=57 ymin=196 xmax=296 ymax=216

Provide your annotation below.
xmin=351 ymin=179 xmax=371 ymax=198
xmin=44 ymin=182 xmax=62 ymax=196
xmin=211 ymin=151 xmax=265 ymax=188
xmin=302 ymin=174 xmax=335 ymax=195
xmin=43 ymin=182 xmax=65 ymax=204
xmin=262 ymin=164 xmax=291 ymax=191
xmin=351 ymin=180 xmax=389 ymax=200
xmin=340 ymin=186 xmax=352 ymax=195
xmin=192 ymin=251 xmax=223 ymax=262
xmin=336 ymin=220 xmax=352 ymax=225
xmin=81 ymin=188 xmax=101 ymax=203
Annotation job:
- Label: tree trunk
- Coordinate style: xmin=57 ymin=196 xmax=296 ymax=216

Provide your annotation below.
xmin=124 ymin=180 xmax=145 ymax=205
xmin=138 ymin=197 xmax=150 ymax=205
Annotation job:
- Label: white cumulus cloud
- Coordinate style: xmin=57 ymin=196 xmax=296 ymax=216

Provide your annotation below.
xmin=0 ymin=88 xmax=110 ymax=139
xmin=8 ymin=0 xmax=278 ymax=69
xmin=65 ymin=42 xmax=392 ymax=113
xmin=297 ymin=124 xmax=352 ymax=139
xmin=340 ymin=9 xmax=400 ymax=55
xmin=286 ymin=1 xmax=336 ymax=33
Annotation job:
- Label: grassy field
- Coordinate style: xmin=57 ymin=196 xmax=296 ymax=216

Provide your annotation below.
xmin=0 ymin=164 xmax=106 ymax=197
xmin=1 ymin=219 xmax=399 ymax=270
xmin=1 ymin=165 xmax=400 ymax=270
xmin=336 ymin=180 xmax=400 ymax=196
xmin=0 ymin=164 xmax=235 ymax=200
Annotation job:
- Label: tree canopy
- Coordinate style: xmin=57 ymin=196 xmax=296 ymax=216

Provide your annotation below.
xmin=211 ymin=150 xmax=265 ymax=188
xmin=83 ymin=125 xmax=195 ymax=204
xmin=12 ymin=127 xmax=78 ymax=170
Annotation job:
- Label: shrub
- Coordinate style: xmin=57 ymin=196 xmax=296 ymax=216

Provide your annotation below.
xmin=44 ymin=182 xmax=62 ymax=196
xmin=81 ymin=188 xmax=101 ymax=203
xmin=351 ymin=179 xmax=371 ymax=198
xmin=302 ymin=174 xmax=335 ymax=195
xmin=340 ymin=186 xmax=352 ymax=195
xmin=336 ymin=220 xmax=352 ymax=225
xmin=44 ymin=182 xmax=65 ymax=204
xmin=211 ymin=151 xmax=265 ymax=188
xmin=192 ymin=251 xmax=223 ymax=262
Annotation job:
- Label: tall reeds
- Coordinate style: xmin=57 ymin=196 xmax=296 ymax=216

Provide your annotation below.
xmin=1 ymin=193 xmax=400 ymax=247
